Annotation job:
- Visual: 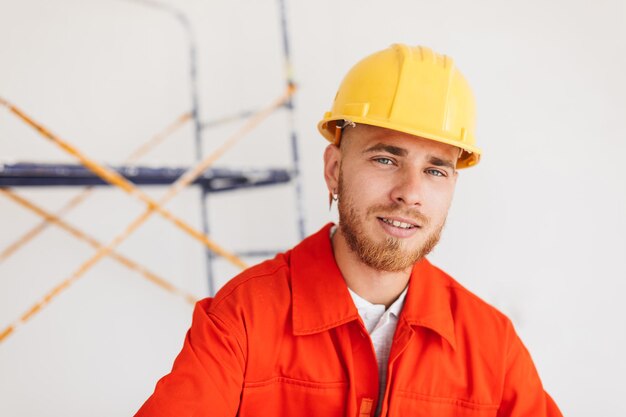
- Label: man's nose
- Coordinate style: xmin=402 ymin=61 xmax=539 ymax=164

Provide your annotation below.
xmin=389 ymin=167 xmax=423 ymax=207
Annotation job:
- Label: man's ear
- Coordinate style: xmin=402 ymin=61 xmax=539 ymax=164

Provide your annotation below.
xmin=323 ymin=144 xmax=341 ymax=194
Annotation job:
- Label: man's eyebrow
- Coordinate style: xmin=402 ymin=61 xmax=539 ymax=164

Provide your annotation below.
xmin=428 ymin=156 xmax=456 ymax=171
xmin=362 ymin=143 xmax=408 ymax=157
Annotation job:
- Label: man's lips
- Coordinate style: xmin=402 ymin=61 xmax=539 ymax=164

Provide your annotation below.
xmin=376 ymin=216 xmax=421 ymax=230
xmin=376 ymin=216 xmax=421 ymax=238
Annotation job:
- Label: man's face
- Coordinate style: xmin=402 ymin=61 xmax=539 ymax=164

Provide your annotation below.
xmin=325 ymin=124 xmax=459 ymax=272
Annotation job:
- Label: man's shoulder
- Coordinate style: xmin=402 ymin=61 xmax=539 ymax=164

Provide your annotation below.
xmin=429 ymin=262 xmax=515 ymax=333
xmin=209 ymin=250 xmax=293 ymax=311
xmin=208 ymin=223 xmax=336 ymax=310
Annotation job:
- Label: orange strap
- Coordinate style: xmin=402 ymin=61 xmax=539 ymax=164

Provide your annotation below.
xmin=334 ymin=124 xmax=342 ymax=145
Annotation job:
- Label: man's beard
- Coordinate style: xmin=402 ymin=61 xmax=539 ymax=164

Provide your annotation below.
xmin=337 ymin=174 xmax=444 ymax=272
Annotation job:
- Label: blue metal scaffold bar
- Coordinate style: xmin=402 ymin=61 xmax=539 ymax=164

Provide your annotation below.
xmin=0 ymin=163 xmax=292 ymax=191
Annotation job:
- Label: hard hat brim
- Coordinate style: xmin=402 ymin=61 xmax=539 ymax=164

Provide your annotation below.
xmin=318 ymin=117 xmax=481 ymax=169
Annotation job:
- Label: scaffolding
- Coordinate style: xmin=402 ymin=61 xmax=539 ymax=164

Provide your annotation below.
xmin=0 ymin=0 xmax=304 ymax=344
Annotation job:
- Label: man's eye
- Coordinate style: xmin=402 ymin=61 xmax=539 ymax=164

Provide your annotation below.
xmin=426 ymin=168 xmax=446 ymax=177
xmin=374 ymin=157 xmax=394 ymax=165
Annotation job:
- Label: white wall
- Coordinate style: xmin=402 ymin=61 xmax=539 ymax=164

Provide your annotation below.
xmin=1 ymin=0 xmax=625 ymax=415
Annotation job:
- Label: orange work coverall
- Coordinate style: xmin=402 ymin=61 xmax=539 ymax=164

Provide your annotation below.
xmin=136 ymin=223 xmax=562 ymax=417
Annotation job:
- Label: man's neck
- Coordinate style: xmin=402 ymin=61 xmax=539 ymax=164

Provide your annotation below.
xmin=331 ymin=227 xmax=411 ymax=309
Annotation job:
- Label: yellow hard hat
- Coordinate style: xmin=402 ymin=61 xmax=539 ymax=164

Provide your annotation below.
xmin=318 ymin=44 xmax=481 ymax=168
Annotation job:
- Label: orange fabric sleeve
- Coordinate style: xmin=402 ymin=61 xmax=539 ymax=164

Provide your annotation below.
xmin=497 ymin=327 xmax=563 ymax=417
xmin=135 ymin=298 xmax=245 ymax=417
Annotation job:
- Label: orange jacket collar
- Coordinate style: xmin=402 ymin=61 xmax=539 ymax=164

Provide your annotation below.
xmin=290 ymin=223 xmax=456 ymax=350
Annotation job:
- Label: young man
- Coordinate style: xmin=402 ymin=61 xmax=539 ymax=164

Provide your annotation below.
xmin=136 ymin=44 xmax=562 ymax=416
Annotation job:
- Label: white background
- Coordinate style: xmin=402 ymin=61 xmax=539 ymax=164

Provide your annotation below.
xmin=1 ymin=0 xmax=625 ymax=415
